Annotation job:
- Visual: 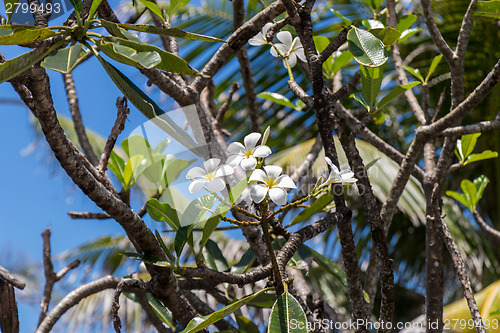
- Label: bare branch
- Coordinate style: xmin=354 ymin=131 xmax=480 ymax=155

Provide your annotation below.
xmin=456 ymin=0 xmax=479 ymax=60
xmin=439 ymin=118 xmax=500 ymax=136
xmin=216 ymin=82 xmax=239 ymax=124
xmin=68 ymin=211 xmax=111 ymax=219
xmin=0 ymin=266 xmax=25 ymax=290
xmin=473 ymin=211 xmax=500 ymax=243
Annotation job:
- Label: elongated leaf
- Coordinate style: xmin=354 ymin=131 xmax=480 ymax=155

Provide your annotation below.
xmin=426 ymin=54 xmax=443 ymax=82
xmin=474 ymin=175 xmax=490 ymax=203
xmin=0 ymin=40 xmax=64 ymax=83
xmin=137 ymin=0 xmax=165 ymax=22
xmin=120 ymin=251 xmax=171 ymax=267
xmin=174 ymin=224 xmax=193 ymax=263
xmin=146 ymin=293 xmax=175 ymax=328
xmin=347 ymin=27 xmax=387 ymax=67
xmin=4 ymin=0 xmax=18 ymax=23
xmin=108 ymin=151 xmax=126 ymax=184
xmin=360 ymin=64 xmax=384 ymax=108
xmin=104 ymin=21 xmax=224 ymax=42
xmin=290 ymin=194 xmax=334 ymax=226
xmin=123 ymin=154 xmax=146 ymax=189
xmin=459 ymin=133 xmax=481 ymax=162
xmin=41 ymin=44 xmax=87 ymax=73
xmin=180 ymin=287 xmax=274 ymax=333
xmin=314 ymin=35 xmax=334 ymax=78
xmin=298 ymin=245 xmax=347 ymax=286
xmin=445 ymin=190 xmax=470 ymax=208
xmin=235 ymin=314 xmax=260 ymax=333
xmin=473 ymin=0 xmax=500 ymax=20
xmin=147 ymin=198 xmax=180 ymax=230
xmin=330 ymin=8 xmax=352 ymax=26
xmin=351 ymin=92 xmax=370 ymax=110
xmin=268 ymin=291 xmax=308 ymax=333
xmin=369 ymin=27 xmax=401 ymax=46
xmin=231 ymin=248 xmax=255 ymax=274
xmin=96 ymin=39 xmax=161 ymax=69
xmin=464 ymin=150 xmax=498 ymax=165
xmin=0 ymin=26 xmax=57 ymax=44
xmin=87 ymin=0 xmax=104 ymax=20
xmin=402 ymin=65 xmax=424 ymax=82
xmin=258 ymin=92 xmax=297 ymax=110
xmin=377 ymin=82 xmax=420 ymax=110
xmin=155 ymin=230 xmax=176 ymax=264
xmin=69 ymin=0 xmax=82 ymax=15
xmin=331 ymin=50 xmax=353 ymax=76
xmin=168 ymin=0 xmax=189 ymax=20
xmin=204 ymin=239 xmax=229 ymax=271
xmin=100 ymin=19 xmax=141 ymax=42
xmin=180 ymin=195 xmax=215 ymax=227
xmin=100 ymin=36 xmax=198 ymax=75
xmin=461 ymin=179 xmax=477 ymax=210
xmin=95 ymin=55 xmax=199 ymax=152
xmin=199 ymin=215 xmax=221 ymax=253
xmin=397 ymin=14 xmax=417 ymax=32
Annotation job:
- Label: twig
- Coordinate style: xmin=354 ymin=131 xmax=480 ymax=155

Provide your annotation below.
xmin=473 ymin=211 xmax=500 ymax=243
xmin=420 ymin=0 xmax=455 ymax=64
xmin=112 ymin=278 xmax=150 ymax=333
xmin=0 ymin=266 xmax=25 ymax=290
xmin=98 ymin=97 xmax=129 ymax=174
xmin=440 ymin=215 xmax=485 ymax=333
xmin=63 ymin=73 xmax=99 ymax=166
xmin=216 ymin=82 xmax=239 ymax=124
xmin=318 ymin=28 xmax=349 ymax=63
xmin=38 ymin=228 xmax=81 ymax=326
xmin=68 ymin=211 xmax=111 ymax=219
xmin=439 ymin=118 xmax=500 ymax=136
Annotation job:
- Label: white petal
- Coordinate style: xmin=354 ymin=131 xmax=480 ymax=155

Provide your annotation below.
xmin=249 ymin=169 xmax=267 ymax=182
xmin=227 ymin=142 xmax=245 ymax=155
xmin=250 ymin=184 xmax=268 ymax=203
xmin=215 ymin=164 xmax=234 ymax=177
xmin=276 ymin=175 xmax=296 ymax=189
xmin=253 ymin=145 xmax=272 ymax=158
xmin=244 ymin=133 xmax=261 ymax=151
xmin=226 ymin=154 xmax=243 ymax=168
xmin=249 ymin=33 xmax=266 ymax=46
xmin=339 ymin=170 xmax=355 ymax=179
xmin=263 ymin=165 xmax=282 ymax=180
xmin=206 ymin=177 xmax=226 ymax=192
xmin=203 ymin=158 xmax=221 ymax=173
xmin=186 ymin=166 xmax=206 ymax=179
xmin=269 ymin=187 xmax=288 ymax=205
xmin=294 ymin=47 xmax=307 ymax=63
xmin=271 ymin=43 xmax=288 ymax=57
xmin=325 ymin=157 xmax=340 ymax=174
xmin=188 ymin=179 xmax=206 ymax=193
xmin=270 ymin=46 xmax=279 ymax=58
xmin=341 ymin=177 xmax=358 ymax=184
xmin=262 ymin=22 xmax=273 ymax=35
xmin=240 ymin=157 xmax=258 ymax=170
xmin=276 ymin=31 xmax=293 ymax=49
xmin=288 ymin=52 xmax=297 ymax=67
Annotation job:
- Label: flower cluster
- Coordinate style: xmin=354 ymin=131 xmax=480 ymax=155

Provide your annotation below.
xmin=248 ymin=24 xmax=306 ymax=69
xmin=186 ymin=131 xmax=296 ymax=205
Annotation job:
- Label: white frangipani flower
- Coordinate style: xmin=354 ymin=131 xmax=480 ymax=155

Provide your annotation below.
xmin=249 ymin=22 xmax=273 ymax=46
xmin=226 ymin=133 xmax=272 ymax=170
xmin=270 ymin=31 xmax=306 ymax=68
xmin=186 ymin=158 xmax=234 ymax=193
xmin=249 ymin=165 xmax=296 ymax=205
xmin=321 ymin=157 xmax=358 ymax=187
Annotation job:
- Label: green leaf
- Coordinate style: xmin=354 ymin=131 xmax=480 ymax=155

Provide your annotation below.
xmin=41 ymin=44 xmax=87 ymax=73
xmin=445 ymin=190 xmax=471 ymax=208
xmin=235 ymin=314 xmax=260 ymax=333
xmin=257 ymin=92 xmax=297 ymax=110
xmin=298 ymin=245 xmax=347 ymax=286
xmin=377 ymin=82 xmax=420 ymax=110
xmin=490 ymin=308 xmax=500 ymax=316
xmin=330 ymin=8 xmax=352 ymax=26
xmin=180 ymin=195 xmax=215 ymax=227
xmin=473 ymin=175 xmax=490 ymax=203
xmin=87 ymin=0 xmax=104 ymax=21
xmin=314 ymin=35 xmax=334 ymax=78
xmin=96 ymin=39 xmax=161 ymax=69
xmin=290 ymin=194 xmax=334 ymax=226
xmin=204 ymin=239 xmax=229 ymax=271
xmin=461 ymin=179 xmax=477 ymax=210
xmin=458 ymin=133 xmax=481 ymax=162
xmin=231 ymin=248 xmax=255 ymax=274
xmin=0 ymin=40 xmax=65 ymax=84
xmin=0 ymin=26 xmax=57 ymax=45
xmin=464 ymin=150 xmax=498 ymax=165
xmin=123 ymin=154 xmax=146 ymax=189
xmin=174 ymin=224 xmax=193 ymax=262
xmin=146 ymin=198 xmax=180 ymax=230
xmin=180 ymin=287 xmax=274 ymax=333
xmin=167 ymin=0 xmax=190 ymax=21
xmin=100 ymin=20 xmax=141 ymax=42
xmin=145 ymin=293 xmax=175 ymax=328
xmin=120 ymin=251 xmax=171 ymax=267
xmin=268 ymin=291 xmax=308 ymax=333
xmin=331 ymin=51 xmax=353 ymax=76
xmin=155 ymin=230 xmax=176 ymax=265
xmin=109 ymin=22 xmax=224 ymax=42
xmin=108 ymin=151 xmax=126 ymax=185
xmin=100 ymin=37 xmax=198 ymax=75
xmin=163 ymin=158 xmax=195 ymax=185
xmin=397 ymin=14 xmax=417 ymax=32
xmin=4 ymin=0 xmax=18 ymax=23
xmin=351 ymin=92 xmax=370 ymax=110
xmin=137 ymin=0 xmax=165 ymax=22
xmin=362 ymin=19 xmax=384 ymax=30
xmin=199 ymin=215 xmax=221 ymax=254
xmin=399 ymin=28 xmax=420 ymax=43
xmin=369 ymin=27 xmax=401 ymax=46
xmin=402 ymin=65 xmax=424 ymax=83
xmin=347 ymin=26 xmax=388 ymax=67
xmin=69 ymin=0 xmax=82 ymax=15
xmin=360 ymin=64 xmax=384 ymax=109
xmin=425 ymin=54 xmax=443 ymax=82
xmin=95 ymin=55 xmax=200 ymax=153
xmin=472 ymin=0 xmax=500 ymax=20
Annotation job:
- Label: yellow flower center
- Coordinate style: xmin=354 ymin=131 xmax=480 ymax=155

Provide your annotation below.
xmin=205 ymin=172 xmax=215 ymax=182
xmin=243 ymin=149 xmax=253 ymax=158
